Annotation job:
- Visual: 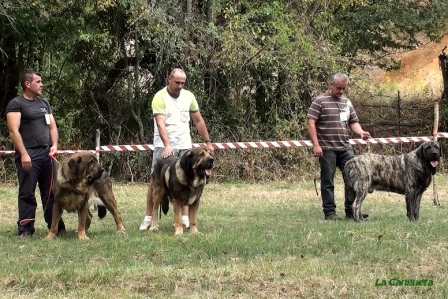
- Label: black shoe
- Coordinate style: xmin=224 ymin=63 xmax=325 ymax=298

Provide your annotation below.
xmin=346 ymin=213 xmax=369 ymax=220
xmin=325 ymin=214 xmax=342 ymax=221
xmin=18 ymin=232 xmax=33 ymax=239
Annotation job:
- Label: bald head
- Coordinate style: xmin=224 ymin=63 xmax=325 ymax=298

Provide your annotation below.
xmin=170 ymin=68 xmax=186 ymax=78
xmin=167 ymin=68 xmax=187 ymax=98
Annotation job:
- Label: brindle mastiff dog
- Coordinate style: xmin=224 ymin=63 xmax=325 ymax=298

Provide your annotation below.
xmin=149 ymin=148 xmax=214 ymax=235
xmin=343 ymin=141 xmax=440 ymax=222
xmin=45 ymin=152 xmax=125 ymax=240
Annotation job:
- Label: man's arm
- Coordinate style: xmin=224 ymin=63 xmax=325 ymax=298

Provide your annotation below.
xmin=191 ymin=111 xmax=214 ymax=155
xmin=6 ymin=112 xmax=32 ymax=171
xmin=49 ymin=114 xmax=58 ymax=156
xmin=307 ymin=118 xmax=323 ymax=157
xmin=349 ymin=122 xmax=371 ymax=140
xmin=154 ymin=114 xmax=173 ymax=158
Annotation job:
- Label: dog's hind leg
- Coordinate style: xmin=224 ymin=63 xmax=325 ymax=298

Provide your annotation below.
xmin=352 ymin=190 xmax=368 ymax=222
xmin=149 ymin=182 xmax=164 ymax=232
xmin=86 ymin=211 xmax=92 ymax=231
xmin=99 ymin=191 xmax=126 ymax=233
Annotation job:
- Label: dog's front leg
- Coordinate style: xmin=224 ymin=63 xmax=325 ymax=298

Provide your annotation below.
xmin=173 ymin=200 xmax=184 ymax=235
xmin=77 ymin=200 xmax=90 ymax=240
xmin=45 ymin=201 xmax=63 ymax=240
xmin=405 ymin=194 xmax=416 ymax=221
xmin=188 ymin=200 xmax=199 ymax=234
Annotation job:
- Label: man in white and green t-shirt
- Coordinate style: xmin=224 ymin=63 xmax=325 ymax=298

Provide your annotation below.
xmin=139 ymin=68 xmax=214 ymax=230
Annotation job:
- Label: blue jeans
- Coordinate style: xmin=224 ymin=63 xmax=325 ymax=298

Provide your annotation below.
xmin=319 ymin=149 xmax=354 ymax=216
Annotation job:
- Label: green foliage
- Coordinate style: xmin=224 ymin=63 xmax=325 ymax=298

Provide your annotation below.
xmin=311 ymin=0 xmax=448 ymax=69
xmin=1 ymin=0 xmax=447 ymax=182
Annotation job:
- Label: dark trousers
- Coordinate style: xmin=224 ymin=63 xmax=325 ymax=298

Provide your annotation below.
xmin=319 ymin=149 xmax=354 ymax=216
xmin=15 ymin=147 xmax=65 ymax=235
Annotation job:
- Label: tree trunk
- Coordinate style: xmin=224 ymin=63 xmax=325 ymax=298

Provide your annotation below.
xmin=0 ymin=35 xmax=19 ymax=119
xmin=439 ymin=46 xmax=448 ymax=101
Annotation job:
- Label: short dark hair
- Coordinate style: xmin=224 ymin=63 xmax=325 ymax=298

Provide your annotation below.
xmin=21 ymin=71 xmax=41 ymax=90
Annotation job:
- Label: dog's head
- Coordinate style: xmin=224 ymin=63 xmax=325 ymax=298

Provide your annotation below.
xmin=417 ymin=141 xmax=441 ymax=175
xmin=181 ymin=148 xmax=214 ymax=179
xmin=68 ymin=152 xmax=104 ymax=183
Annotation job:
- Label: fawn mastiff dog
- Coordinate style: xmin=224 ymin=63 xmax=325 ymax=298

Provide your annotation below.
xmin=45 ymin=152 xmax=125 ymax=240
xmin=149 ymin=148 xmax=214 ymax=235
xmin=343 ymin=141 xmax=441 ymax=222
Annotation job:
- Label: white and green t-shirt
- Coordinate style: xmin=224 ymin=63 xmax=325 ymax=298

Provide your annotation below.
xmin=152 ymin=87 xmax=199 ymax=149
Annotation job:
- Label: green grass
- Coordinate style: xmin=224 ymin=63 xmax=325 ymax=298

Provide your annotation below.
xmin=1 ymin=175 xmax=448 ymax=298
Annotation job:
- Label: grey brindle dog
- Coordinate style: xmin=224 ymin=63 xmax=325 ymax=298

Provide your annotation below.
xmin=343 ymin=141 xmax=441 ymax=222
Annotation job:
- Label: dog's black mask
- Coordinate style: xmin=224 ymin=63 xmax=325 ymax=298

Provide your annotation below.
xmin=418 ymin=142 xmax=440 ymax=175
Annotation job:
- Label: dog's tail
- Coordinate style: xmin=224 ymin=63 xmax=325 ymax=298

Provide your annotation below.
xmin=161 ymin=197 xmax=169 ymax=215
xmin=97 ymin=206 xmax=107 ymax=219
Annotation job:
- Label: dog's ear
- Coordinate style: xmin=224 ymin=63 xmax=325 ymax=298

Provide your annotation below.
xmin=180 ymin=150 xmax=195 ymax=178
xmin=68 ymin=156 xmax=81 ymax=174
xmin=416 ymin=143 xmax=425 ymax=159
xmin=184 ymin=150 xmax=194 ymax=169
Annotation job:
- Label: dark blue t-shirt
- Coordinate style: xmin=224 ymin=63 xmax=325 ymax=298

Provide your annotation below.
xmin=6 ymin=96 xmax=53 ymax=149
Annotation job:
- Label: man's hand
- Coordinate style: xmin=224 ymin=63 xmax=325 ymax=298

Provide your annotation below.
xmin=21 ymin=153 xmax=32 ymax=171
xmin=206 ymin=142 xmax=214 ymax=156
xmin=49 ymin=144 xmax=58 ymax=156
xmin=162 ymin=145 xmax=174 ymax=158
xmin=313 ymin=145 xmax=323 ymax=157
xmin=361 ymin=131 xmax=371 ymax=140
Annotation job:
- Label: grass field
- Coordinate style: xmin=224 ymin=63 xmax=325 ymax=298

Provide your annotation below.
xmin=0 ymin=174 xmax=448 ymax=298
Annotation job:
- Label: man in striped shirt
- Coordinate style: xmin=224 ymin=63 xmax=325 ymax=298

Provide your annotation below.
xmin=307 ymin=73 xmax=371 ymax=220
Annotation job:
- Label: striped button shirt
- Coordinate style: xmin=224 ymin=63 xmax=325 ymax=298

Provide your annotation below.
xmin=307 ymin=92 xmax=359 ymax=151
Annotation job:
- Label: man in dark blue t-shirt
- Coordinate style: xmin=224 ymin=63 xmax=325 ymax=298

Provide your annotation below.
xmin=6 ymin=71 xmax=66 ymax=238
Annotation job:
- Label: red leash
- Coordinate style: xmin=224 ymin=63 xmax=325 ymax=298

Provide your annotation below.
xmin=44 ymin=155 xmax=59 ymax=212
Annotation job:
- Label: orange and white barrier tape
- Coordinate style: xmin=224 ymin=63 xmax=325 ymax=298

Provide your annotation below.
xmin=97 ymin=133 xmax=447 ymax=152
xmin=1 ymin=133 xmax=446 ymax=155
xmin=0 ymin=149 xmax=96 ymax=156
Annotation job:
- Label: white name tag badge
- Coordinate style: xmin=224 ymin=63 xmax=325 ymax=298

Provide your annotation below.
xmin=45 ymin=114 xmax=51 ymax=124
xmin=340 ymin=111 xmax=349 ymax=121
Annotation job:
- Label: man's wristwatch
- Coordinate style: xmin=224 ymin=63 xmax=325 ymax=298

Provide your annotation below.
xmin=204 ymin=140 xmax=212 ymax=144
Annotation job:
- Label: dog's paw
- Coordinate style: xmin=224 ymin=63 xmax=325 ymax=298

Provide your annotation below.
xmin=148 ymin=225 xmax=159 ymax=232
xmin=78 ymin=235 xmax=90 ymax=240
xmin=117 ymin=224 xmax=126 ymax=233
xmin=189 ymin=226 xmax=199 ymax=234
xmin=44 ymin=233 xmax=57 ymax=240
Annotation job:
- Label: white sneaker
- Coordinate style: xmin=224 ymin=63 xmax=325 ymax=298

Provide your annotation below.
xmin=182 ymin=215 xmax=189 ymax=229
xmin=182 ymin=220 xmax=190 ymax=229
xmin=139 ymin=216 xmax=151 ymax=230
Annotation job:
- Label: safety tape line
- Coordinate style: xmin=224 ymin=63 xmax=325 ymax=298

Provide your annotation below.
xmin=0 ymin=149 xmax=96 ymax=155
xmin=1 ymin=133 xmax=446 ymax=155
xmin=97 ymin=133 xmax=446 ymax=152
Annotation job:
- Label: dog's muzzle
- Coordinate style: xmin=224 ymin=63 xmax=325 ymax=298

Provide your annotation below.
xmin=88 ymin=168 xmax=105 ymax=183
xmin=430 ymin=152 xmax=440 ymax=168
xmin=203 ymin=157 xmax=214 ymax=176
